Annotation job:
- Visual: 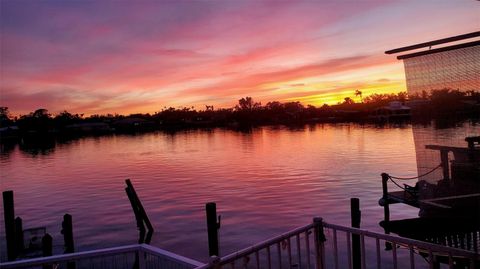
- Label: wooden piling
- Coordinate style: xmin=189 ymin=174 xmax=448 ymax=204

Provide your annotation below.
xmin=351 ymin=198 xmax=361 ymax=269
xmin=313 ymin=217 xmax=326 ymax=269
xmin=15 ymin=217 xmax=24 ymax=254
xmin=62 ymin=214 xmax=75 ymax=253
xmin=125 ymin=179 xmax=154 ymax=233
xmin=381 ymin=173 xmax=392 ymax=250
xmin=206 ymin=202 xmax=220 ymax=256
xmin=125 ymin=187 xmax=146 ymax=243
xmin=42 ymin=233 xmax=53 ymax=269
xmin=62 ymin=214 xmax=76 ymax=269
xmin=3 ymin=190 xmax=17 ymax=261
xmin=125 ymin=179 xmax=154 ymax=244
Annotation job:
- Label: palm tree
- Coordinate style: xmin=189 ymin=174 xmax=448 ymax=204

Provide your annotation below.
xmin=355 ymin=90 xmax=363 ymax=102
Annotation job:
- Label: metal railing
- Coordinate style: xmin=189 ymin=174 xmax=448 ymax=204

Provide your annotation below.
xmin=322 ymin=222 xmax=479 ymax=269
xmin=196 ymin=218 xmax=324 ymax=269
xmin=0 ymin=244 xmax=204 ymax=269
xmin=197 ymin=218 xmax=479 ymax=269
xmin=3 ymin=219 xmax=478 ymax=269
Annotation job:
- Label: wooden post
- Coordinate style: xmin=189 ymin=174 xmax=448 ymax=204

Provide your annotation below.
xmin=62 ymin=214 xmax=75 ymax=253
xmin=125 ymin=179 xmax=154 ymax=244
xmin=3 ymin=190 xmax=16 ymax=261
xmin=125 ymin=180 xmax=154 ymax=232
xmin=351 ymin=198 xmax=361 ymax=269
xmin=15 ymin=217 xmax=24 ymax=254
xmin=381 ymin=173 xmax=392 ymax=250
xmin=206 ymin=202 xmax=220 ymax=257
xmin=126 ymin=187 xmax=146 ymax=244
xmin=440 ymin=150 xmax=450 ymax=180
xmin=313 ymin=217 xmax=326 ymax=269
xmin=380 ymin=173 xmax=391 ymax=221
xmin=381 ymin=173 xmax=389 ymax=201
xmin=42 ymin=233 xmax=53 ymax=269
xmin=62 ymin=214 xmax=76 ymax=269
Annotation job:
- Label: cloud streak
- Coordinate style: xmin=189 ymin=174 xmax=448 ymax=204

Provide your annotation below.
xmin=1 ymin=0 xmax=478 ymax=115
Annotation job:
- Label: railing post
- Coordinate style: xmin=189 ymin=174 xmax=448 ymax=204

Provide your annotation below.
xmin=3 ymin=190 xmax=17 ymax=261
xmin=351 ymin=198 xmax=361 ymax=269
xmin=206 ymin=202 xmax=221 ymax=257
xmin=209 ymin=256 xmax=221 ymax=269
xmin=313 ymin=217 xmax=326 ymax=269
xmin=138 ymin=248 xmax=146 ymax=269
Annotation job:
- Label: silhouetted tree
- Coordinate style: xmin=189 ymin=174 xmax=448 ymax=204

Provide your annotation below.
xmin=343 ymin=97 xmax=355 ymax=105
xmin=355 ymin=90 xmax=363 ymax=102
xmin=54 ymin=110 xmax=82 ymax=129
xmin=0 ymin=107 xmax=13 ymax=127
xmin=236 ymin=97 xmax=261 ymax=111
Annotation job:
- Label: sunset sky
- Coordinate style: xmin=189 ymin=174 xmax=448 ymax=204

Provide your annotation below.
xmin=1 ymin=0 xmax=479 ymax=116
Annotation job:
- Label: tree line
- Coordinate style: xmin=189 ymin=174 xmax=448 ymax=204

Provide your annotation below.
xmin=0 ymin=89 xmax=479 ymax=140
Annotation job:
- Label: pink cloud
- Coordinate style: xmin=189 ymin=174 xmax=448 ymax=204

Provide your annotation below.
xmin=1 ymin=0 xmax=478 ymax=115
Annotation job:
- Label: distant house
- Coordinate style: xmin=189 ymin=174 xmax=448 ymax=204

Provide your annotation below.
xmin=113 ymin=117 xmax=155 ymax=132
xmin=370 ymin=101 xmax=411 ymax=121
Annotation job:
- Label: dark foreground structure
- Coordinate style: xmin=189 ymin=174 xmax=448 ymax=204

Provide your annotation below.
xmin=381 ymin=32 xmax=480 ymax=267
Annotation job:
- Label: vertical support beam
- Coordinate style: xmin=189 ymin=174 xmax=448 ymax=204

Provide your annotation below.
xmin=440 ymin=150 xmax=450 ymax=180
xmin=206 ymin=202 xmax=220 ymax=257
xmin=313 ymin=217 xmax=326 ymax=269
xmin=42 ymin=233 xmax=53 ymax=269
xmin=351 ymin=198 xmax=361 ymax=269
xmin=3 ymin=190 xmax=16 ymax=261
xmin=15 ymin=217 xmax=24 ymax=254
xmin=62 ymin=214 xmax=76 ymax=269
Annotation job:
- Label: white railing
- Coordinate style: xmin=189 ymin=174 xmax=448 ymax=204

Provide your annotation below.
xmin=322 ymin=222 xmax=478 ymax=269
xmin=0 ymin=244 xmax=204 ymax=269
xmin=197 ymin=218 xmax=479 ymax=269
xmin=196 ymin=218 xmax=323 ymax=269
xmin=3 ymin=219 xmax=478 ymax=269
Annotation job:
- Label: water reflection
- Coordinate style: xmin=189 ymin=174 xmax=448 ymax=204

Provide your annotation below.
xmin=0 ymin=123 xmax=473 ymax=263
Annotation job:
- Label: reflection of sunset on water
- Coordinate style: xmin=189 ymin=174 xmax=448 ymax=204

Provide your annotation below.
xmin=0 ymin=124 xmax=422 ymax=259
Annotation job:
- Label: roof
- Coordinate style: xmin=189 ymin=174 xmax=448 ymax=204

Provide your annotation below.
xmin=385 ymin=31 xmax=480 ymax=59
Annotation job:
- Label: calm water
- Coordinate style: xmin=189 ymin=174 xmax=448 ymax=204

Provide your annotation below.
xmin=0 ymin=123 xmax=448 ymax=263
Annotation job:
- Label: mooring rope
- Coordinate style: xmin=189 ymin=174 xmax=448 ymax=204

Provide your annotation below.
xmin=388 ymin=177 xmax=409 ymax=191
xmin=388 ymin=163 xmax=443 ymax=180
xmin=386 ymin=163 xmax=443 ymax=194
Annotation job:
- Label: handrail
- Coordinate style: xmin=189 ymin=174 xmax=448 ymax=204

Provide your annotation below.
xmin=196 ymin=220 xmax=478 ymax=269
xmin=0 ymin=244 xmax=204 ymax=269
xmin=323 ymin=222 xmax=479 ymax=258
xmin=0 ymin=244 xmax=141 ymax=268
xmin=141 ymin=244 xmax=205 ymax=267
xmin=196 ymin=223 xmax=315 ymax=269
